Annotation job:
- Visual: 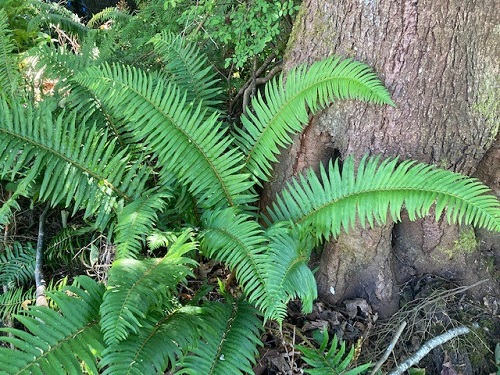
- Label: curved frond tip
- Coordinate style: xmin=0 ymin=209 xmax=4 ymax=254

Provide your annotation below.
xmin=236 ymin=56 xmax=394 ymax=181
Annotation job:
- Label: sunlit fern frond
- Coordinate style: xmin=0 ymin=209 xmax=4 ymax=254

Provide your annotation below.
xmin=0 ymin=99 xmax=150 ymax=228
xmin=100 ymin=230 xmax=197 ymax=345
xmin=235 ymin=56 xmax=394 ymax=182
xmin=87 ymin=7 xmax=133 ymax=29
xmin=75 ymin=63 xmax=254 ymax=208
xmin=266 ymin=155 xmax=500 ymax=240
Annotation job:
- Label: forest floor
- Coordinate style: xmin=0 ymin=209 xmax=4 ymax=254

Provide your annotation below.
xmin=240 ymin=273 xmax=500 ymax=375
xmin=185 ymin=258 xmax=500 ymax=374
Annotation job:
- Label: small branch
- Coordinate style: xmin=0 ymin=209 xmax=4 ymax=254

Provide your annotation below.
xmin=387 ymin=326 xmax=470 ymax=375
xmin=230 ymin=53 xmax=278 ymax=112
xmin=370 ymin=321 xmax=407 ymax=375
xmin=35 ymin=204 xmax=50 ymax=307
xmin=242 ymin=64 xmax=283 ymax=113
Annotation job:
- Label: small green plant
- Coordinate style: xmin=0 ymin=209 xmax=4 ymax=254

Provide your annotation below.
xmin=296 ymin=330 xmax=371 ymax=375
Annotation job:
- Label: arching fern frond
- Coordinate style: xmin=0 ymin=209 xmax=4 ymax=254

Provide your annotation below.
xmin=87 ymin=7 xmax=133 ymax=29
xmin=201 ymin=207 xmax=267 ymax=306
xmin=266 ymin=156 xmax=500 ymax=241
xmin=179 ymin=298 xmax=263 ymax=375
xmin=100 ymin=306 xmax=203 ymax=375
xmin=0 ymin=99 xmax=150 ymax=228
xmin=0 ymin=276 xmax=105 ymax=375
xmin=100 ymin=230 xmax=198 ymax=345
xmin=114 ymin=192 xmax=171 ymax=259
xmin=149 ymin=31 xmax=223 ymax=109
xmin=0 ymin=241 xmax=35 ymax=287
xmin=75 ymin=63 xmax=254 ymax=208
xmin=235 ymin=57 xmax=394 ymax=181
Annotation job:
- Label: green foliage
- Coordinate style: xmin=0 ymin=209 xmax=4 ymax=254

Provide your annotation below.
xmin=0 ymin=8 xmax=21 ymax=98
xmin=179 ymin=298 xmax=263 ymax=374
xmin=173 ymin=0 xmax=298 ymax=68
xmin=0 ymin=5 xmax=499 ymax=374
xmin=0 ymin=276 xmax=105 ymax=375
xmin=114 ymin=193 xmax=170 ymax=259
xmin=100 ymin=230 xmax=197 ymax=345
xmin=100 ymin=305 xmax=204 ymax=375
xmin=149 ymin=31 xmax=223 ymax=109
xmin=235 ymin=56 xmax=394 ymax=181
xmin=0 ymin=99 xmax=150 ymax=228
xmin=0 ymin=242 xmax=35 ymax=287
xmin=266 ymin=156 xmax=500 ymax=239
xmin=74 ymin=63 xmax=254 ymax=208
xmin=0 ymin=286 xmax=34 ymax=322
xmin=0 ymin=0 xmax=38 ymax=52
xmin=296 ymin=330 xmax=371 ymax=375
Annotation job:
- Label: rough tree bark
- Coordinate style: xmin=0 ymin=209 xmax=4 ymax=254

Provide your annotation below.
xmin=263 ymin=0 xmax=499 ymax=316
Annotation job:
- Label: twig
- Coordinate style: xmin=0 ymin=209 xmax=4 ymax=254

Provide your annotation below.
xmin=242 ymin=64 xmax=283 ymax=112
xmin=387 ymin=326 xmax=470 ymax=375
xmin=229 ymin=53 xmax=278 ymax=112
xmin=370 ymin=321 xmax=407 ymax=375
xmin=35 ymin=204 xmax=50 ymax=307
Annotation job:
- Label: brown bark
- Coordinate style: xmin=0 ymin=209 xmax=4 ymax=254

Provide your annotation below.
xmin=266 ymin=0 xmax=499 ymax=316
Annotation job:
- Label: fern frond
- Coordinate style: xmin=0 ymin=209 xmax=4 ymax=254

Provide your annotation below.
xmin=149 ymin=31 xmax=223 ymax=108
xmin=28 ymin=1 xmax=88 ymax=40
xmin=75 ymin=63 xmax=254 ymax=208
xmin=236 ymin=57 xmax=394 ymax=181
xmin=254 ymin=226 xmax=317 ymax=323
xmin=87 ymin=7 xmax=133 ymax=29
xmin=296 ymin=330 xmax=371 ymax=375
xmin=100 ymin=230 xmax=197 ymax=345
xmin=100 ymin=306 xmax=203 ymax=375
xmin=45 ymin=225 xmax=94 ymax=267
xmin=179 ymin=298 xmax=263 ymax=375
xmin=0 ymin=242 xmax=36 ymax=287
xmin=0 ymin=286 xmax=34 ymax=321
xmin=201 ymin=207 xmax=267 ymax=306
xmin=0 ymin=276 xmax=105 ymax=375
xmin=31 ymin=43 xmax=140 ymax=144
xmin=266 ymin=156 xmax=500 ymax=240
xmin=0 ymin=99 xmax=150 ymax=228
xmin=0 ymin=9 xmax=20 ymax=98
xmin=114 ymin=193 xmax=171 ymax=259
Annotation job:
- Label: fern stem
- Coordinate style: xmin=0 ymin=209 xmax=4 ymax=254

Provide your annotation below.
xmin=35 ymin=204 xmax=50 ymax=307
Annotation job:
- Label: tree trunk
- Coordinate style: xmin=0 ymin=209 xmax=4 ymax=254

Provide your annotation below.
xmin=265 ymin=0 xmax=499 ymax=316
